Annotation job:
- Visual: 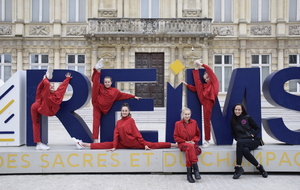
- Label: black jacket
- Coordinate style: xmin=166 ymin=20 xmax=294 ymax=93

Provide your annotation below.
xmin=230 ymin=115 xmax=260 ymax=141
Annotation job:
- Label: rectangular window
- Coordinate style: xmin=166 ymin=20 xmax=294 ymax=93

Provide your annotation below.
xmin=251 ymin=54 xmax=271 ymax=88
xmin=30 ymin=54 xmax=49 ymax=69
xmin=289 ymin=0 xmax=300 ymax=21
xmin=214 ymin=0 xmax=232 ymax=23
xmin=68 ymin=0 xmax=86 ymax=22
xmin=251 ymin=0 xmax=269 ymax=22
xmin=66 ymin=54 xmax=85 ymax=91
xmin=0 ymin=0 xmax=12 ymax=22
xmin=66 ymin=54 xmax=85 ymax=73
xmin=31 ymin=0 xmax=50 ymax=22
xmin=288 ymin=55 xmax=300 ymax=92
xmin=214 ymin=55 xmax=233 ymax=92
xmin=0 ymin=54 xmax=12 ymax=82
xmin=141 ymin=0 xmax=160 ymax=18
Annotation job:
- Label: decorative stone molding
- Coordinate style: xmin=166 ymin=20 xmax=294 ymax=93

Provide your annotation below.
xmin=213 ymin=26 xmax=234 ymax=36
xmin=246 ymin=40 xmax=277 ymax=48
xmin=201 ymin=20 xmax=211 ymax=32
xmin=89 ymin=20 xmax=98 ymax=34
xmin=143 ymin=20 xmax=158 ymax=34
xmin=182 ymin=9 xmax=201 ymax=17
xmin=66 ymin=26 xmax=86 ymax=36
xmin=250 ymin=25 xmax=271 ymax=35
xmin=0 ymin=25 xmax=12 ymax=35
xmin=99 ymin=9 xmax=117 ymax=18
xmin=289 ymin=25 xmax=300 ymax=35
xmin=29 ymin=25 xmax=50 ymax=35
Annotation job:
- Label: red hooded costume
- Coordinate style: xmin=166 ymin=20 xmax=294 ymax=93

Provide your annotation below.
xmin=91 ymin=116 xmax=171 ymax=149
xmin=31 ymin=77 xmax=71 ymax=143
xmin=174 ymin=119 xmax=201 ymax=167
xmin=91 ymin=69 xmax=136 ymax=140
xmin=186 ymin=64 xmax=219 ymax=141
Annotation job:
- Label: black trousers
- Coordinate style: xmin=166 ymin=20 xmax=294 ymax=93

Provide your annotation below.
xmin=236 ymin=138 xmax=260 ymax=166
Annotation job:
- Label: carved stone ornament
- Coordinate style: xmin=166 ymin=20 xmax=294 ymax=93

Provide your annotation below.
xmin=0 ymin=25 xmax=12 ymax=35
xmin=99 ymin=9 xmax=117 ymax=18
xmin=213 ymin=26 xmax=234 ymax=36
xmin=66 ymin=26 xmax=86 ymax=36
xmin=250 ymin=25 xmax=271 ymax=35
xmin=29 ymin=25 xmax=50 ymax=35
xmin=202 ymin=20 xmax=211 ymax=32
xmin=289 ymin=25 xmax=300 ymax=35
xmin=182 ymin=9 xmax=201 ymax=17
xmin=89 ymin=20 xmax=98 ymax=33
xmin=143 ymin=20 xmax=158 ymax=34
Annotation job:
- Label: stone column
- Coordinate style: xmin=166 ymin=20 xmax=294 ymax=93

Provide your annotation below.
xmin=54 ymin=48 xmax=60 ymax=69
xmin=117 ymin=0 xmax=123 ymax=17
xmin=170 ymin=47 xmax=176 ymax=86
xmin=178 ymin=47 xmax=183 ymax=87
xmin=91 ymin=41 xmax=98 ymax=74
xmin=239 ymin=0 xmax=245 ymax=19
xmin=276 ymin=0 xmax=286 ymax=37
xmin=17 ymin=48 xmax=23 ymax=70
xmin=202 ymin=0 xmax=208 ymax=18
xmin=15 ymin=0 xmax=24 ymax=36
xmin=177 ymin=0 xmax=183 ymax=17
xmin=238 ymin=0 xmax=247 ymax=37
xmin=124 ymin=46 xmax=130 ymax=92
xmin=53 ymin=0 xmax=62 ymax=36
xmin=92 ymin=0 xmax=99 ymax=18
xmin=116 ymin=46 xmax=122 ymax=69
xmin=278 ymin=40 xmax=284 ymax=70
xmin=202 ymin=39 xmax=208 ymax=65
xmin=277 ymin=0 xmax=284 ymax=20
xmin=116 ymin=46 xmax=122 ymax=89
xmin=239 ymin=40 xmax=246 ymax=68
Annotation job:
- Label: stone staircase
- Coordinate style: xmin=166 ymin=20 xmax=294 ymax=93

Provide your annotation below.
xmin=49 ymin=103 xmax=299 ymax=129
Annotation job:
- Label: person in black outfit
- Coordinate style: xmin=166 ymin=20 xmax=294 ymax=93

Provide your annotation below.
xmin=230 ymin=103 xmax=268 ymax=179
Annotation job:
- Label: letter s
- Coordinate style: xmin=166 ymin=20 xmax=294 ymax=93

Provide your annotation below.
xmin=262 ymin=67 xmax=300 ymax=144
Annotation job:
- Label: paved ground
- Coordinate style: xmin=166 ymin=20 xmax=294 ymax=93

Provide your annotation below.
xmin=1 ymin=173 xmax=299 ymax=190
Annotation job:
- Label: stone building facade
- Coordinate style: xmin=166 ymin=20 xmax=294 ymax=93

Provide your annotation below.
xmin=0 ymin=0 xmax=299 ymax=107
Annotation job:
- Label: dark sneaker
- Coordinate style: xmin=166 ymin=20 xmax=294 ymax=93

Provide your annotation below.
xmin=257 ymin=165 xmax=268 ymax=178
xmin=233 ymin=166 xmax=244 ymax=179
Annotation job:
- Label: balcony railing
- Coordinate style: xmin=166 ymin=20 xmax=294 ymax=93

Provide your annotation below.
xmin=87 ymin=18 xmax=214 ymax=36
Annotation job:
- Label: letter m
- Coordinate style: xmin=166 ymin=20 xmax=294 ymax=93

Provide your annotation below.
xmin=211 ymin=68 xmax=261 ymax=145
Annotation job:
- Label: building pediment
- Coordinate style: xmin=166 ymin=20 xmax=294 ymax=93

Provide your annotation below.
xmin=98 ymin=52 xmax=115 ymax=59
xmin=184 ymin=52 xmax=201 ymax=59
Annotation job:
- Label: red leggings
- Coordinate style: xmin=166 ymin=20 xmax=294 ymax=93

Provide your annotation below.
xmin=90 ymin=141 xmax=171 ymax=149
xmin=31 ymin=102 xmax=43 ymax=143
xmin=178 ymin=143 xmax=198 ymax=167
xmin=91 ymin=69 xmax=102 ymax=140
xmin=92 ymin=104 xmax=103 ymax=139
xmin=202 ymin=99 xmax=214 ymax=141
xmin=193 ymin=70 xmax=214 ymax=141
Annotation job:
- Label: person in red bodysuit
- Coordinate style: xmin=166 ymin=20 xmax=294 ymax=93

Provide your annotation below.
xmin=182 ymin=59 xmax=219 ymax=148
xmin=174 ymin=108 xmax=201 ymax=183
xmin=31 ymin=69 xmax=72 ymax=150
xmin=72 ymin=103 xmax=177 ymax=150
xmin=91 ymin=59 xmax=141 ymax=143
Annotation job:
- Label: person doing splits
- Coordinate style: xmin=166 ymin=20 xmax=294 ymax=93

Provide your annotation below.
xmin=174 ymin=108 xmax=201 ymax=183
xmin=182 ymin=59 xmax=219 ymax=148
xmin=31 ymin=66 xmax=72 ymax=150
xmin=72 ymin=103 xmax=177 ymax=150
xmin=231 ymin=103 xmax=268 ymax=179
xmin=91 ymin=58 xmax=141 ymax=143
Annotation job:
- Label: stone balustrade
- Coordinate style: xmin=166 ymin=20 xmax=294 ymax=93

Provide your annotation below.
xmin=87 ymin=18 xmax=214 ymax=36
